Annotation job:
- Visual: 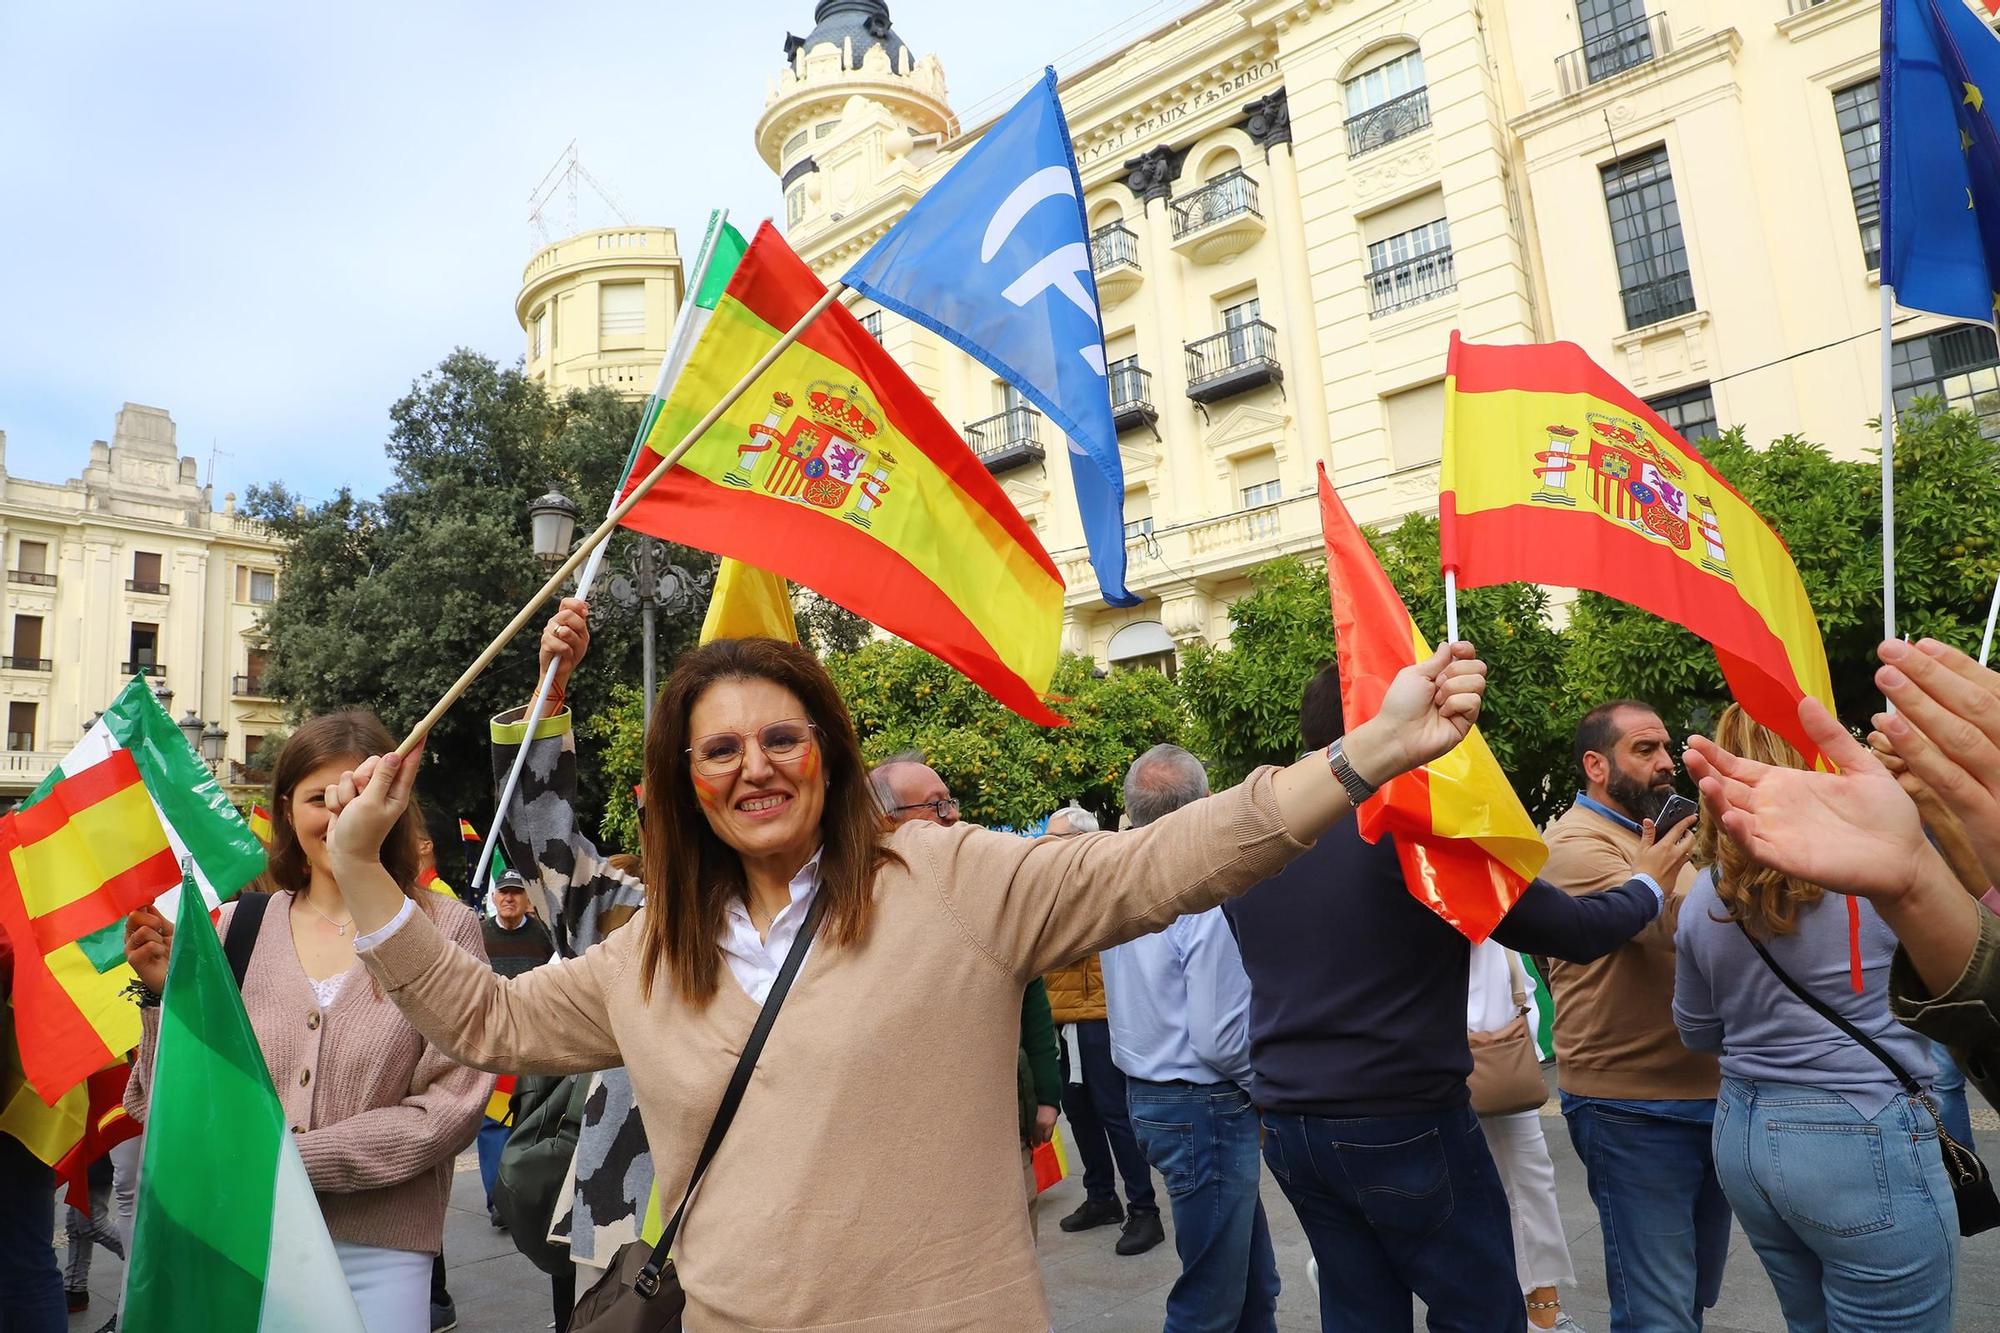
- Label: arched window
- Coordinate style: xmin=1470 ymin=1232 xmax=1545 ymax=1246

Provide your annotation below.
xmin=1107 ymin=621 xmax=1177 ymax=676
xmin=1203 ymin=147 xmax=1242 ymax=182
xmin=1344 ymin=45 xmax=1430 ymax=156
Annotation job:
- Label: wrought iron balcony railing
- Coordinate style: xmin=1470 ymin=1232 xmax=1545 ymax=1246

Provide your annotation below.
xmin=126 ymin=578 xmax=170 ymax=595
xmin=964 ymin=406 xmax=1046 ymax=472
xmin=1367 ymin=246 xmax=1458 ymax=317
xmin=1169 ymin=170 xmax=1260 ymax=240
xmin=1110 ymin=365 xmax=1158 ymax=433
xmin=7 ymin=570 xmax=54 ymax=587
xmin=1185 ymin=322 xmax=1283 ymax=404
xmin=121 ymin=661 xmax=165 ymax=679
xmin=1556 ymin=13 xmax=1671 ymax=97
xmin=232 ymin=674 xmax=271 ymax=697
xmin=1345 ymin=87 xmax=1432 ymax=157
xmin=1091 ymin=222 xmax=1140 ymax=273
xmin=1 ymin=657 xmax=50 ymax=672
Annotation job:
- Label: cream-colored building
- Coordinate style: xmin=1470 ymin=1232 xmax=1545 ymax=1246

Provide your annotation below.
xmin=752 ymin=0 xmax=1972 ymax=669
xmin=0 ymin=404 xmax=285 ymax=801
xmin=518 ymin=226 xmax=685 ymax=397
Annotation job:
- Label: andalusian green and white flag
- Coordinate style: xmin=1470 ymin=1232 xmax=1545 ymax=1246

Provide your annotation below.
xmin=122 ymin=872 xmax=364 ymax=1333
xmin=37 ymin=676 xmax=266 ymax=945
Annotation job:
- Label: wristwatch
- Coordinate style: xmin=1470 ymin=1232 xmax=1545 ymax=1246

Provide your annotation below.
xmin=1325 ymin=737 xmax=1379 ymax=805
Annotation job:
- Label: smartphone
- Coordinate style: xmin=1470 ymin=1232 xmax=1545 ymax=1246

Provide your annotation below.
xmin=1654 ymin=793 xmax=1699 ymax=839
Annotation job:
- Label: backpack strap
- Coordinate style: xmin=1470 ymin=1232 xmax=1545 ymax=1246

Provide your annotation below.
xmin=224 ymin=892 xmax=272 ymax=991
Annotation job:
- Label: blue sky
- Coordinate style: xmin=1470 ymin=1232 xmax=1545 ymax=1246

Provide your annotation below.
xmin=0 ymin=1 xmax=1200 ymax=505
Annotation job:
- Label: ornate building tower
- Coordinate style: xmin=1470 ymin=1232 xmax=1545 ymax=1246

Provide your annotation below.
xmin=754 ymin=2 xmax=955 ymax=252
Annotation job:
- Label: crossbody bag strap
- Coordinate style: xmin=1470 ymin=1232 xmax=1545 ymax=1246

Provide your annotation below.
xmin=634 ymin=886 xmax=830 ymax=1300
xmin=1735 ymin=921 xmax=1924 ymax=1099
xmin=1503 ymin=949 xmax=1530 ymax=1016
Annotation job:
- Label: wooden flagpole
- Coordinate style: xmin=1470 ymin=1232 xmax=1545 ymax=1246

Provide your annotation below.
xmin=395 ymin=281 xmax=847 ymax=758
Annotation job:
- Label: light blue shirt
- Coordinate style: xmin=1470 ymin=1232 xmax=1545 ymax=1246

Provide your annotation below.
xmin=1099 ymin=906 xmax=1254 ymax=1087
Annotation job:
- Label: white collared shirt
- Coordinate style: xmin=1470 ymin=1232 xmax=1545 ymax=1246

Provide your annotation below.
xmin=357 ymin=851 xmax=824 ymax=1004
xmin=720 ymin=849 xmax=822 ymax=1004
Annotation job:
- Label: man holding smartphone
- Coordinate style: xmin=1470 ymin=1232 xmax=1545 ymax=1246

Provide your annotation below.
xmin=1542 ymin=701 xmax=1723 ymax=1333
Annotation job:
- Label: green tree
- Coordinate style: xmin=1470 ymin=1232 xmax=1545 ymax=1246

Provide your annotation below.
xmin=249 ymin=350 xmax=712 ymax=832
xmin=1561 ymin=401 xmax=2000 ymax=742
xmin=824 ymin=642 xmax=1186 ymax=829
xmin=1177 ymin=518 xmax=1572 ymax=822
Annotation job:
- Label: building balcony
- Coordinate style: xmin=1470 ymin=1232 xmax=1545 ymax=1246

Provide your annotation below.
xmin=7 ymin=570 xmax=54 ymax=587
xmin=1184 ymin=323 xmax=1284 ymax=405
xmin=0 ymin=750 xmax=60 ymax=791
xmin=1168 ymin=170 xmax=1266 ymax=264
xmin=229 ymin=761 xmax=271 ymax=788
xmin=1090 ymin=223 xmax=1143 ymax=306
xmin=1 ymin=657 xmax=51 ymax=672
xmin=1110 ymin=365 xmax=1159 ymax=435
xmin=1367 ymin=247 xmax=1458 ymax=318
xmin=1620 ymin=272 xmax=1698 ymax=331
xmin=1556 ymin=13 xmax=1672 ymax=98
xmin=125 ymin=579 xmax=170 ymax=595
xmin=1345 ymin=87 xmax=1432 ymax=157
xmin=965 ymin=406 xmax=1046 ymax=474
xmin=232 ymin=674 xmax=272 ymax=698
xmin=121 ymin=661 xmax=165 ymax=679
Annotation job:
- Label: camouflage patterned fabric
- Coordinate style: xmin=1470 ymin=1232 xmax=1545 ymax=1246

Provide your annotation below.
xmin=491 ymin=707 xmax=654 ymax=1270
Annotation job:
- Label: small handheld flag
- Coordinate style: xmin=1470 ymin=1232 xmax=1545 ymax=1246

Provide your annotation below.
xmin=844 ymin=68 xmax=1137 ymax=609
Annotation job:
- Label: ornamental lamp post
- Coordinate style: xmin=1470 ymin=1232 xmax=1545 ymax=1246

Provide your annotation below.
xmin=605 ymin=536 xmax=698 ymax=727
xmin=528 ymin=490 xmax=580 ymax=569
xmin=201 ymin=720 xmax=228 ymax=772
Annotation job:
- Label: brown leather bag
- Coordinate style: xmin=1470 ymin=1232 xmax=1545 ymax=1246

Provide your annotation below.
xmin=1467 ymin=953 xmax=1550 ymax=1116
xmin=567 ymin=891 xmax=827 ymax=1333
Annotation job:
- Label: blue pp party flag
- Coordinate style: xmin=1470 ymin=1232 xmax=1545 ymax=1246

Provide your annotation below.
xmin=843 ymin=68 xmax=1138 ymax=608
xmin=1884 ymin=0 xmax=2000 ymax=324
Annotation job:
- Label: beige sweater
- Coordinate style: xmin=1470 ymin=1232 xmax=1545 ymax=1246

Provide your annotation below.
xmin=361 ymin=767 xmax=1306 ymax=1331
xmin=127 ymin=889 xmax=495 ymax=1254
xmin=1541 ymin=802 xmax=1718 ymax=1100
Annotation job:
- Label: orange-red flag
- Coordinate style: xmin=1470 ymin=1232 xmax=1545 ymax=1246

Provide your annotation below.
xmin=1320 ymin=464 xmax=1545 ymax=942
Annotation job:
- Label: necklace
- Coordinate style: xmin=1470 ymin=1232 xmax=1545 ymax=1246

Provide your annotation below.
xmin=296 ymin=892 xmax=353 ymax=937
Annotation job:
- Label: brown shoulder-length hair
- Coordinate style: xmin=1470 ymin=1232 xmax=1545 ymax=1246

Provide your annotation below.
xmin=1694 ymin=703 xmax=1824 ymax=937
xmin=639 ymin=638 xmax=895 ymax=1005
xmin=264 ymin=710 xmax=423 ymax=897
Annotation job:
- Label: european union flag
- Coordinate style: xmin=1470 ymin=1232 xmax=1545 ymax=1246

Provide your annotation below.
xmin=1884 ymin=0 xmax=2000 ymax=323
xmin=843 ymin=68 xmax=1138 ymax=608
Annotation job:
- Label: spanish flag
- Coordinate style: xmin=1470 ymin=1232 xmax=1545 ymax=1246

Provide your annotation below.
xmin=1440 ymin=335 xmax=1835 ymax=764
xmin=0 ymin=751 xmax=181 ymax=1102
xmin=458 ymin=818 xmax=480 ymax=842
xmin=618 ymin=222 xmax=1066 ymax=725
xmin=701 ymin=558 xmax=799 ymax=646
xmin=1320 ymin=466 xmax=1544 ymax=942
xmin=247 ymin=804 xmax=272 ymax=844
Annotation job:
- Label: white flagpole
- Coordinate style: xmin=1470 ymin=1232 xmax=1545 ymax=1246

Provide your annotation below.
xmin=1980 ymin=566 xmax=2000 ymax=667
xmin=469 ymin=212 xmax=728 ymax=890
xmin=1881 ymin=283 xmax=1898 ymax=648
xmin=1444 ymin=569 xmax=1460 ymax=646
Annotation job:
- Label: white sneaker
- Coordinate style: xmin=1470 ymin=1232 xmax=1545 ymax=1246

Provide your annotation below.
xmin=1553 ymin=1314 xmax=1589 ymax=1332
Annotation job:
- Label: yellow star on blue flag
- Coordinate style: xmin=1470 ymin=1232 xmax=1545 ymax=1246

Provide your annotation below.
xmin=1885 ymin=0 xmax=2000 ymax=323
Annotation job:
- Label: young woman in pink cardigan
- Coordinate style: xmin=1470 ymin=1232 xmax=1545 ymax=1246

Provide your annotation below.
xmin=124 ymin=712 xmax=493 ymax=1333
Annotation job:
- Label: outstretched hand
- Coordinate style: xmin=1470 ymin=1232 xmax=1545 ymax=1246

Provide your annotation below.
xmin=324 ymin=744 xmax=423 ymax=868
xmin=1684 ymin=697 xmax=1928 ymax=901
xmin=1348 ymin=642 xmax=1488 ymax=785
xmin=1871 ymin=637 xmax=2000 ymax=890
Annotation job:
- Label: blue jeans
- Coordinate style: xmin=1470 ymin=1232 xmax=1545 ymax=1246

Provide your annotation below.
xmin=1063 ymin=1020 xmax=1157 ymax=1211
xmin=1928 ymin=1041 xmax=1975 ymax=1146
xmin=477 ymin=1117 xmax=511 ymax=1207
xmin=1714 ymin=1077 xmax=1956 ymax=1331
xmin=1563 ymin=1096 xmax=1730 ymax=1333
xmin=0 ymin=1131 xmax=64 ymax=1332
xmin=1262 ymin=1104 xmax=1522 ymax=1333
xmin=1127 ymin=1081 xmax=1277 ymax=1333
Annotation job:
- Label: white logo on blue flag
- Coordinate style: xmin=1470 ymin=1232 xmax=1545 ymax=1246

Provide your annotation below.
xmin=843 ymin=67 xmax=1139 ymax=608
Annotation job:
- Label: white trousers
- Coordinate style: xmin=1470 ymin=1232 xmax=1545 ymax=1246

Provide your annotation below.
xmin=333 ymin=1240 xmax=432 ymax=1333
xmin=1478 ymin=1108 xmax=1577 ymax=1291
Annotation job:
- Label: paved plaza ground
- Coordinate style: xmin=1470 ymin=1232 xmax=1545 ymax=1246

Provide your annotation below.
xmin=59 ymin=1101 xmax=2000 ymax=1331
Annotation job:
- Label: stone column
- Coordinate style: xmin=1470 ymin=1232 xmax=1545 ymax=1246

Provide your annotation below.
xmin=1125 ymin=145 xmax=1197 ymax=526
xmin=1247 ymin=90 xmax=1331 ymax=475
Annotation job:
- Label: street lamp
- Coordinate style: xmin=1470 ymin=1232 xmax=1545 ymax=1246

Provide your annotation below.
xmin=151 ymin=680 xmax=174 ymax=716
xmin=603 ymin=535 xmax=698 ymax=726
xmin=177 ymin=709 xmax=203 ymax=758
xmin=201 ymin=720 xmax=228 ymax=770
xmin=529 ymin=490 xmax=580 ymax=568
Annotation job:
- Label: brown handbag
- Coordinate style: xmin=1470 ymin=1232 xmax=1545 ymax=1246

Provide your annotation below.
xmin=567 ymin=890 xmax=827 ymax=1333
xmin=1467 ymin=953 xmax=1550 ymax=1116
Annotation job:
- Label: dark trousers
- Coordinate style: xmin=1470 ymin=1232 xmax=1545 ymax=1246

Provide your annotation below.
xmin=431 ymin=1251 xmax=450 ymax=1304
xmin=0 ymin=1132 xmax=65 ymax=1333
xmin=554 ymin=1264 xmax=576 ymax=1332
xmin=1127 ymin=1080 xmax=1278 ymax=1333
xmin=1063 ymin=1019 xmax=1157 ymax=1212
xmin=1262 ymin=1105 xmax=1524 ymax=1333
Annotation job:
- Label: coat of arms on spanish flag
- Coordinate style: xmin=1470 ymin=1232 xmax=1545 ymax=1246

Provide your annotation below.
xmin=1439 ymin=334 xmax=1835 ymax=765
xmin=1320 ymin=465 xmax=1544 ymax=942
xmin=616 ymin=222 xmax=1066 ymax=725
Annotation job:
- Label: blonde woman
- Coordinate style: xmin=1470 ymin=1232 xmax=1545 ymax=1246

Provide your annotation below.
xmin=1673 ymin=704 xmax=1955 ymax=1332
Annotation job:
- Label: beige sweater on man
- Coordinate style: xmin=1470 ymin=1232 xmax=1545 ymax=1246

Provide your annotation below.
xmin=1541 ymin=801 xmax=1717 ymax=1100
xmin=361 ymin=768 xmax=1307 ymax=1331
xmin=127 ymin=889 xmax=494 ymax=1254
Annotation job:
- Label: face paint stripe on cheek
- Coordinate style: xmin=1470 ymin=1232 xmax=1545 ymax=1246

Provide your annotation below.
xmin=691 ymin=770 xmax=726 ymax=810
xmin=796 ymin=744 xmax=821 ymax=783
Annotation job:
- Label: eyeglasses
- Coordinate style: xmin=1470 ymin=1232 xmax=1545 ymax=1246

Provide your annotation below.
xmin=687 ymin=718 xmax=819 ymax=777
xmin=892 ymin=797 xmax=959 ymax=822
